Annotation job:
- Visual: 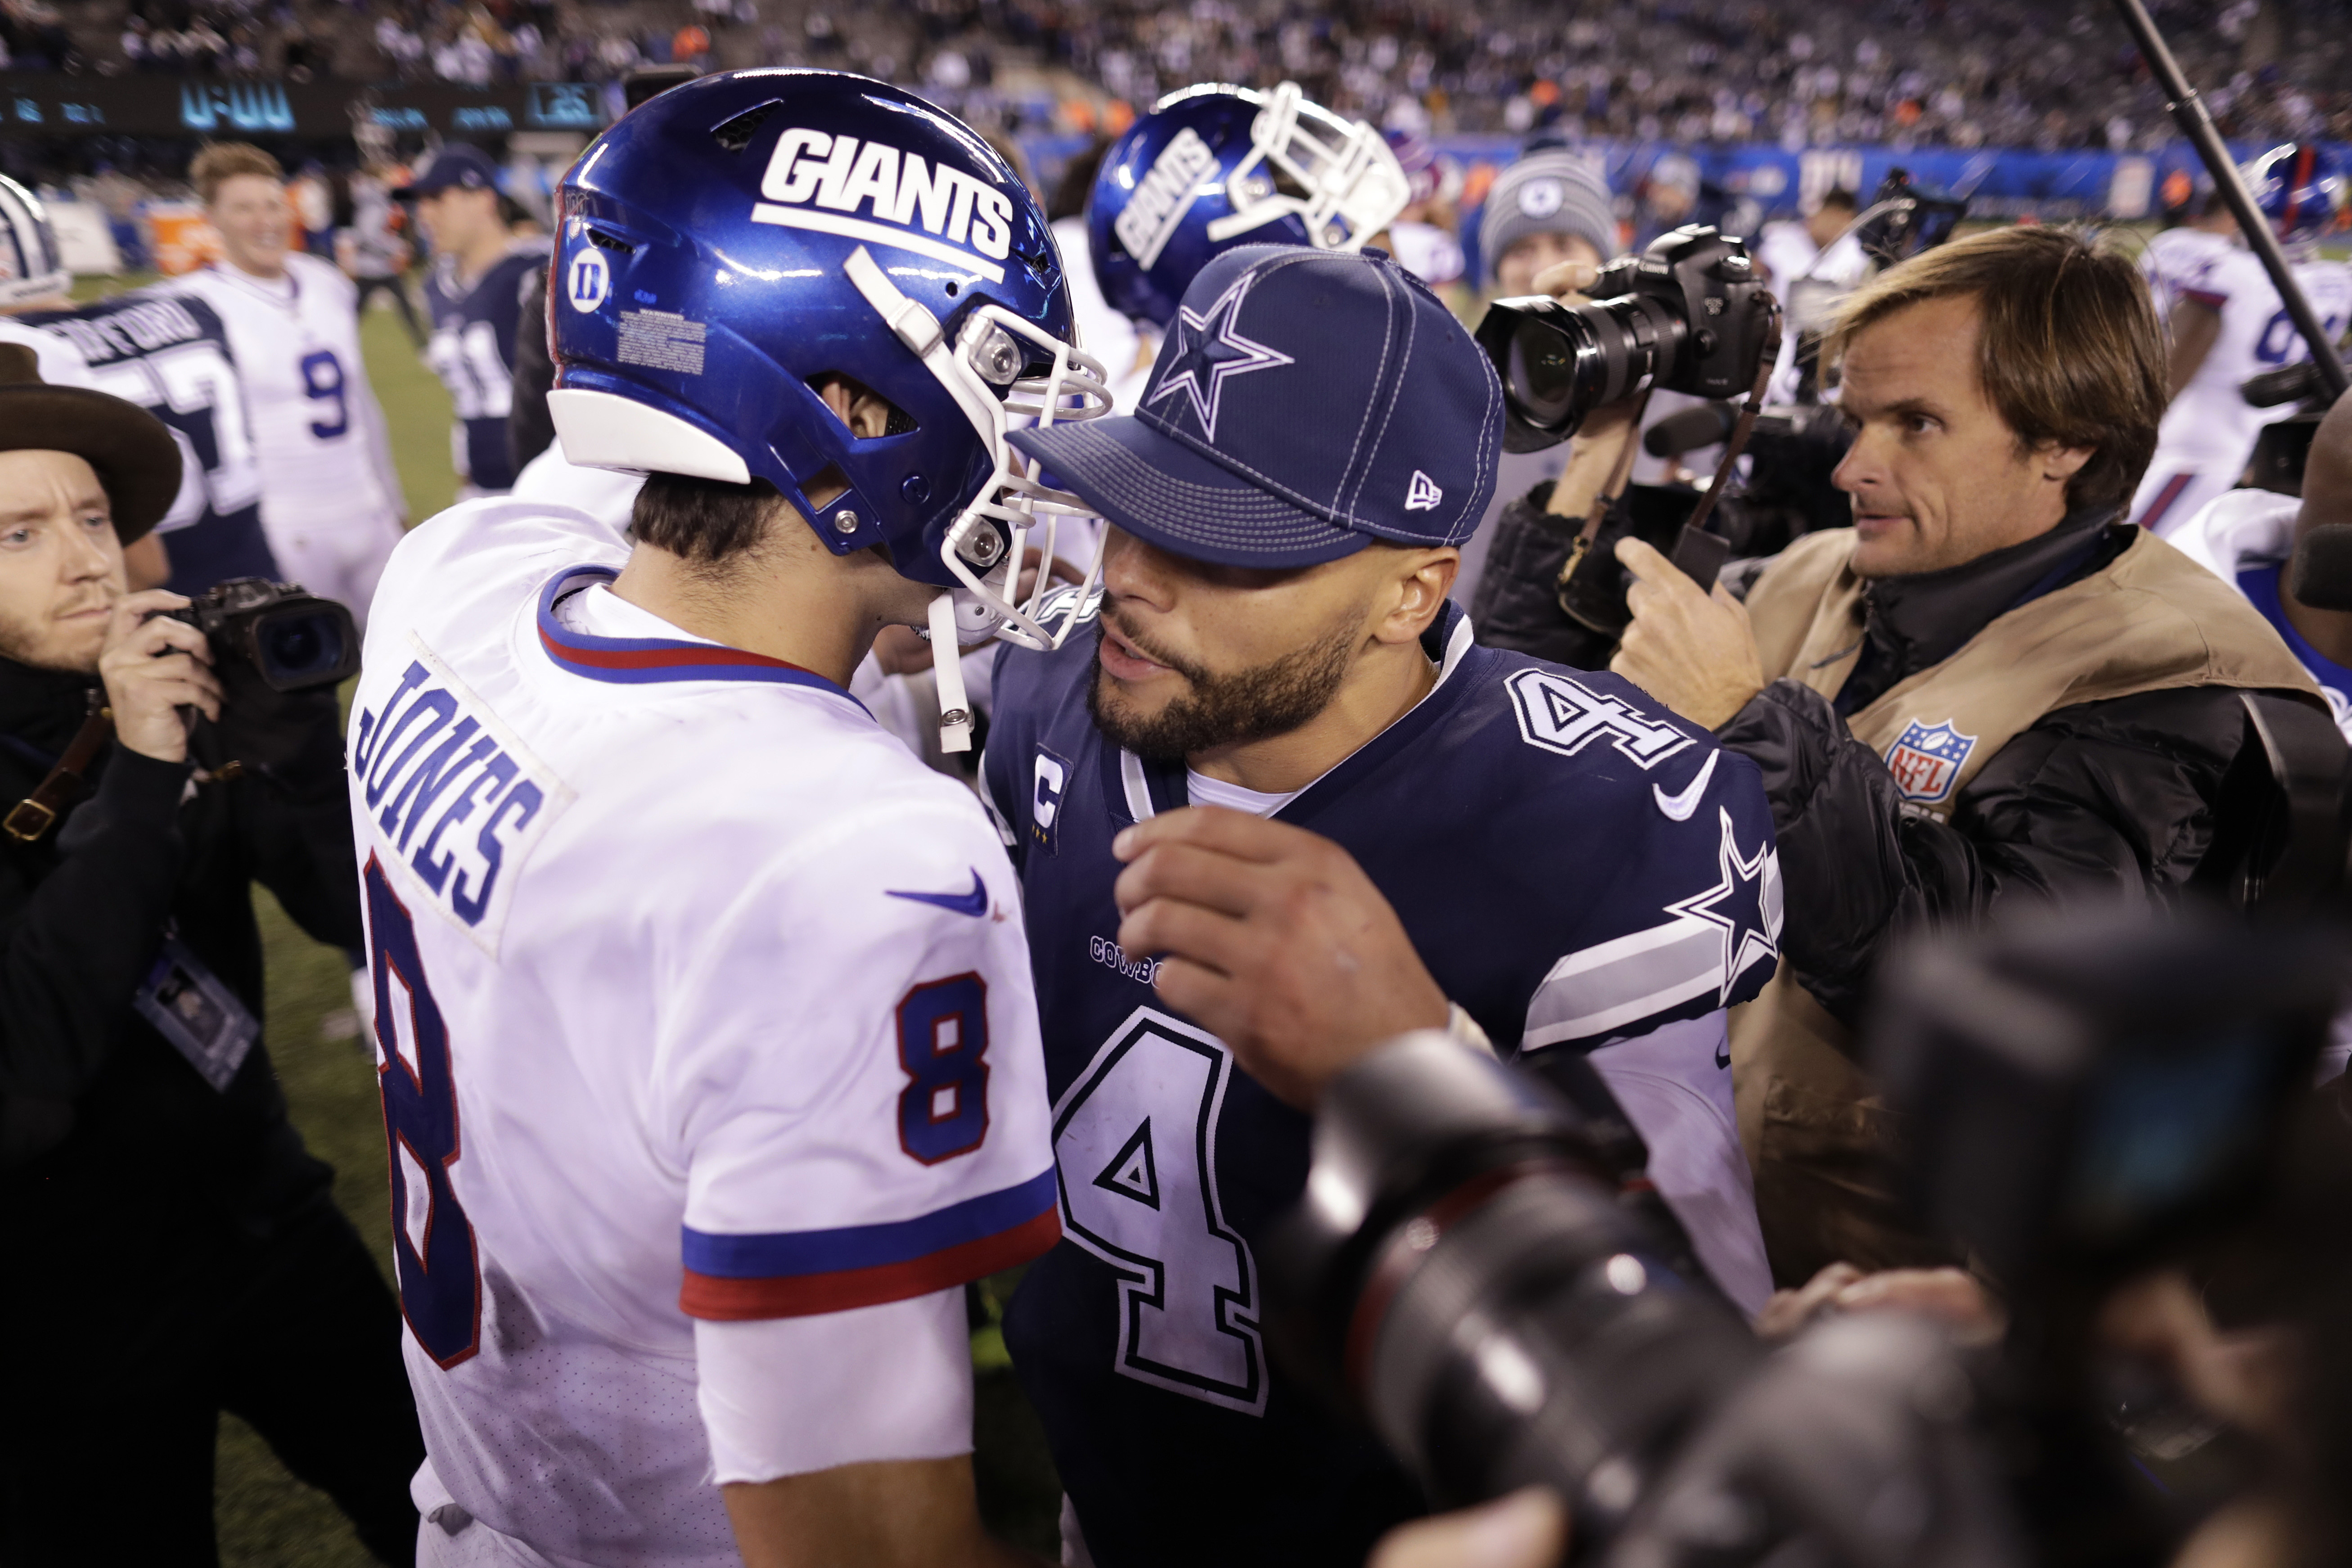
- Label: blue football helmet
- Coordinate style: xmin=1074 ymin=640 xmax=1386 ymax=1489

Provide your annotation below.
xmin=548 ymin=69 xmax=1111 ymax=696
xmin=0 ymin=175 xmax=68 ymax=310
xmin=2246 ymin=142 xmax=2347 ymax=247
xmin=1089 ymin=81 xmax=1410 ymax=328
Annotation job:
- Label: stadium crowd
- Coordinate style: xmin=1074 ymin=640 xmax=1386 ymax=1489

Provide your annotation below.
xmin=1 ymin=0 xmax=2345 ymax=151
xmin=2 ymin=12 xmax=2352 ymax=1568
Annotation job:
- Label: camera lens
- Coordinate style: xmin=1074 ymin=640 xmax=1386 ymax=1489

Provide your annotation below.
xmin=1504 ymin=315 xmax=1587 ymax=431
xmin=1479 ymin=295 xmax=1686 ymax=450
xmin=1268 ymin=1036 xmax=1758 ymax=1547
xmin=255 ymin=610 xmax=347 ymax=686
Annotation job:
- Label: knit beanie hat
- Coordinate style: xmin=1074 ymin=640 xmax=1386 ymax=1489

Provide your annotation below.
xmin=1479 ymin=150 xmax=1618 ymax=288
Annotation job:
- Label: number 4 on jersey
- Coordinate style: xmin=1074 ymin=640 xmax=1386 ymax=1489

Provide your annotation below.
xmin=1053 ymin=1007 xmax=1267 ymax=1415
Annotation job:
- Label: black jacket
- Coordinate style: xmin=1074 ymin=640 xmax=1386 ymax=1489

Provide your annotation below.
xmin=1723 ymin=514 xmax=2318 ymax=1022
xmin=0 ymin=657 xmax=361 ymax=1263
xmin=1476 ymin=495 xmax=2323 ymax=1025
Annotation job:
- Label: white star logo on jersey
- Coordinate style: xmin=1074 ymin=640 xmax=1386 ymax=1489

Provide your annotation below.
xmin=1404 ymin=470 xmax=1443 ymax=511
xmin=1666 ymin=806 xmax=1783 ymax=1001
xmin=1144 ymin=274 xmax=1295 ymax=442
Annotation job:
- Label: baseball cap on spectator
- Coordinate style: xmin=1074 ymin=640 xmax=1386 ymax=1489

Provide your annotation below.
xmin=1479 ymin=149 xmax=1617 ymax=288
xmin=1009 ymin=244 xmax=1503 ymax=569
xmin=394 ymin=143 xmax=502 ymax=199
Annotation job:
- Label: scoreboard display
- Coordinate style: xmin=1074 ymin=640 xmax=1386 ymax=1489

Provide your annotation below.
xmin=0 ymin=78 xmax=608 ymax=139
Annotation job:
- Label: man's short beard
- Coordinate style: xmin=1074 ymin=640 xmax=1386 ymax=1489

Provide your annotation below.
xmin=0 ymin=605 xmax=95 ymax=674
xmin=1086 ymin=606 xmax=1362 ymax=762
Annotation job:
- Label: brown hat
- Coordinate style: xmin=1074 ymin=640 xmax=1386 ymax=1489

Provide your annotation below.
xmin=0 ymin=341 xmax=183 ymax=545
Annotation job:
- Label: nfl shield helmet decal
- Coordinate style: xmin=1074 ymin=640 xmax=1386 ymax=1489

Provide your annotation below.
xmin=1883 ymin=719 xmax=1977 ymax=806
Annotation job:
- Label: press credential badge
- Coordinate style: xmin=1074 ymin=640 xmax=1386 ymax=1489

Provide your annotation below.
xmin=135 ymin=930 xmax=260 ymax=1092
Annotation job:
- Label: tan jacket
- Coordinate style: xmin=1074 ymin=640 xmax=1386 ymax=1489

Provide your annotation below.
xmin=1729 ymin=525 xmax=2319 ymax=1284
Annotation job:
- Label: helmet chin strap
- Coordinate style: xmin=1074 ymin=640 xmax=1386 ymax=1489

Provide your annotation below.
xmin=845 ymin=242 xmax=1112 ymax=750
xmin=928 ymin=590 xmax=977 ymax=754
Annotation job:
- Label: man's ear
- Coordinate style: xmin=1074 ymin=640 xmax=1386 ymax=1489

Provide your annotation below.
xmin=1374 ymin=547 xmax=1459 ymax=644
xmin=2040 ymin=442 xmax=2095 ymax=486
xmin=813 ymin=376 xmax=895 ymax=441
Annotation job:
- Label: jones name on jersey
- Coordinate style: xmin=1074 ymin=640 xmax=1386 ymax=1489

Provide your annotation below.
xmin=981 ymin=594 xmax=1781 ymax=1568
xmin=349 ymin=501 xmax=1061 ymax=1566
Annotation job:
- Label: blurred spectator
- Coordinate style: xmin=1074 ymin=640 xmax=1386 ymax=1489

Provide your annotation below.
xmin=337 ymin=166 xmax=424 ymax=350
xmin=1753 ymin=188 xmax=1863 ymax=293
xmin=1478 ymin=145 xmax=1617 ymax=295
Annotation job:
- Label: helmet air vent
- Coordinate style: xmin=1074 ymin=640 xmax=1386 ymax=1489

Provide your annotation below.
xmin=710 ymin=100 xmax=784 ymax=154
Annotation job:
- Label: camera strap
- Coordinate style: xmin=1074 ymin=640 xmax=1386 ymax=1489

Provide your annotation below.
xmin=1679 ymin=311 xmax=1784 ymax=547
xmin=1559 ymin=387 xmax=1654 ymax=586
xmin=4 ymin=699 xmax=116 ymax=844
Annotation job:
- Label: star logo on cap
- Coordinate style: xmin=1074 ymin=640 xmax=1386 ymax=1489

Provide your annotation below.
xmin=1144 ymin=274 xmax=1295 ymax=443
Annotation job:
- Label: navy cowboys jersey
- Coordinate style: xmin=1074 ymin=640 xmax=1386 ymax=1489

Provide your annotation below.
xmin=981 ymin=598 xmax=1781 ymax=1568
xmin=21 ymin=292 xmax=280 ymax=596
xmin=422 ymin=239 xmax=550 ymax=492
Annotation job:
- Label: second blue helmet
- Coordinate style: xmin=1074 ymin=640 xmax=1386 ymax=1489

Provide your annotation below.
xmin=2247 ymin=141 xmax=2347 ymax=246
xmin=1088 ymin=81 xmax=1410 ymax=329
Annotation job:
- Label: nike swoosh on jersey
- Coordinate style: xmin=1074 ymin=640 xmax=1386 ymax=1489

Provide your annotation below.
xmin=886 ymin=869 xmax=991 ymax=917
xmin=1652 ymin=749 xmax=1720 ymax=822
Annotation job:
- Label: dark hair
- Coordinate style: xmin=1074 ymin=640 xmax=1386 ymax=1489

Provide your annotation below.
xmin=1818 ymin=187 xmax=1860 ymax=213
xmin=1828 ymin=225 xmax=2167 ymax=514
xmin=630 ymin=473 xmax=789 ymax=564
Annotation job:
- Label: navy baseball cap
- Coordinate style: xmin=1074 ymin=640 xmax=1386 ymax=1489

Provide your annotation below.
xmin=394 ymin=143 xmax=502 ymax=199
xmin=1010 ymin=245 xmax=1504 ymax=569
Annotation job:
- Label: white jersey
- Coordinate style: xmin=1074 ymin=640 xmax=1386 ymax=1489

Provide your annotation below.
xmin=351 ymin=500 xmax=1057 ymax=1566
xmin=0 ymin=314 xmax=96 ymax=388
xmin=171 ymin=253 xmax=404 ymax=538
xmin=1052 ymin=215 xmax=1141 ymax=401
xmin=2138 ymin=225 xmax=2236 ymax=318
xmin=2136 ymin=248 xmax=2352 ymax=531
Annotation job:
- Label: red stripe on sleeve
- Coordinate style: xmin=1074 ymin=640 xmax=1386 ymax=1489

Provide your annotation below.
xmin=679 ymin=1206 xmax=1062 ymax=1321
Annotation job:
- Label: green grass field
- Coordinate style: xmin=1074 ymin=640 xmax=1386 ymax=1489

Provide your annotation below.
xmin=65 ymin=278 xmax=1059 ymax=1565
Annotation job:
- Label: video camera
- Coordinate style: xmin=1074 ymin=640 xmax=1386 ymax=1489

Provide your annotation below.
xmin=162 ymin=578 xmax=359 ymax=695
xmin=1266 ymin=909 xmax=2345 ymax=1566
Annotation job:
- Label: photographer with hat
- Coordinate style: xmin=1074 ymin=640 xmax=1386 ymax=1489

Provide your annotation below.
xmin=0 ymin=347 xmax=422 ymax=1564
xmin=981 ymin=244 xmax=1780 ymax=1568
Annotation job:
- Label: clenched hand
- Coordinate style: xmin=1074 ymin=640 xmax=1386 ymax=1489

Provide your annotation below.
xmin=1111 ymin=807 xmax=1448 ymax=1108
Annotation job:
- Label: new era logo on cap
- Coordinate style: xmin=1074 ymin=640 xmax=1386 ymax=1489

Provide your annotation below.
xmin=1008 ymin=244 xmax=1504 ymax=570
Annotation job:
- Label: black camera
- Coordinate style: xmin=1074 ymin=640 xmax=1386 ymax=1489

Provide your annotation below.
xmin=164 ymin=578 xmax=360 ymax=694
xmin=1476 ymin=226 xmax=1781 ymax=451
xmin=1852 ymin=168 xmax=1969 ymax=270
xmin=1268 ymin=908 xmax=2341 ymax=1564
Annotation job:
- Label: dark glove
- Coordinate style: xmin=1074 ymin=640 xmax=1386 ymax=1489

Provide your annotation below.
xmin=200 ymin=659 xmax=344 ymax=776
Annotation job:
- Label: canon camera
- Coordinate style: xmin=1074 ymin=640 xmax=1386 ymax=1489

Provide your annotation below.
xmin=1475 ymin=225 xmax=1780 ymax=451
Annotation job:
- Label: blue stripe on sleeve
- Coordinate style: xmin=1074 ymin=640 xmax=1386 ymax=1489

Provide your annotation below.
xmin=682 ymin=1167 xmax=1059 ymax=1280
